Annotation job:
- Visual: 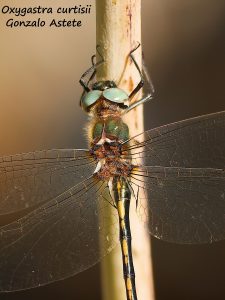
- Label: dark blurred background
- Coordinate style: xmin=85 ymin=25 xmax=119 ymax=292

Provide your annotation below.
xmin=0 ymin=0 xmax=225 ymax=299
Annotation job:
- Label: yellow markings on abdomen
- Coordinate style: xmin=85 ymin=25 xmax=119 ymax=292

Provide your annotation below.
xmin=120 ymin=219 xmax=125 ymax=230
xmin=122 ymin=238 xmax=129 ymax=264
xmin=117 ymin=200 xmax=125 ymax=219
xmin=126 ymin=277 xmax=133 ymax=300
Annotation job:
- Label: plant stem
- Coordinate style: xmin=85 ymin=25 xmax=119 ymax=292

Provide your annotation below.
xmin=96 ymin=1 xmax=155 ymax=300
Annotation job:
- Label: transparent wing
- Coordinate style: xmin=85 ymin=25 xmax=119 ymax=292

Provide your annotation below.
xmin=130 ymin=166 xmax=225 ymax=244
xmin=124 ymin=110 xmax=225 ymax=168
xmin=0 ymin=176 xmax=118 ymax=292
xmin=0 ymin=149 xmax=96 ymax=215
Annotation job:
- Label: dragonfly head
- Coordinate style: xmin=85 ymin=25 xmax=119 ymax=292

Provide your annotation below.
xmin=81 ymin=80 xmax=129 ymax=113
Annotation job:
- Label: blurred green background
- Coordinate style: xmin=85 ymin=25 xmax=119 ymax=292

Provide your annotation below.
xmin=0 ymin=0 xmax=225 ymax=299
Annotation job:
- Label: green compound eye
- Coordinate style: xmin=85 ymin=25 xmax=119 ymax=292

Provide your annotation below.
xmin=81 ymin=90 xmax=102 ymax=111
xmin=103 ymin=88 xmax=128 ymax=103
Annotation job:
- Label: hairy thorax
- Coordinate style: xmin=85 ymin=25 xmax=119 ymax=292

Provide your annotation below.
xmin=88 ymin=100 xmax=133 ymax=181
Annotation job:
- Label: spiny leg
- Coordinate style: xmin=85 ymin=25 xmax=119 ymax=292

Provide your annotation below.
xmin=128 ymin=43 xmax=144 ymax=100
xmin=124 ymin=43 xmax=155 ymax=114
xmin=79 ymin=45 xmax=104 ymax=93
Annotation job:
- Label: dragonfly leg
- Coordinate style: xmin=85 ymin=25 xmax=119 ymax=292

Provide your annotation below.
xmin=123 ymin=44 xmax=155 ymax=114
xmin=79 ymin=45 xmax=104 ymax=93
xmin=128 ymin=43 xmax=144 ymax=100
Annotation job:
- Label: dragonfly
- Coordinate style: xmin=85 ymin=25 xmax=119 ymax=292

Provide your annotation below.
xmin=0 ymin=44 xmax=225 ymax=300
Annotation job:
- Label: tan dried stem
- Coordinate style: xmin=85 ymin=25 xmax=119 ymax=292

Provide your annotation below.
xmin=96 ymin=1 xmax=155 ymax=300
